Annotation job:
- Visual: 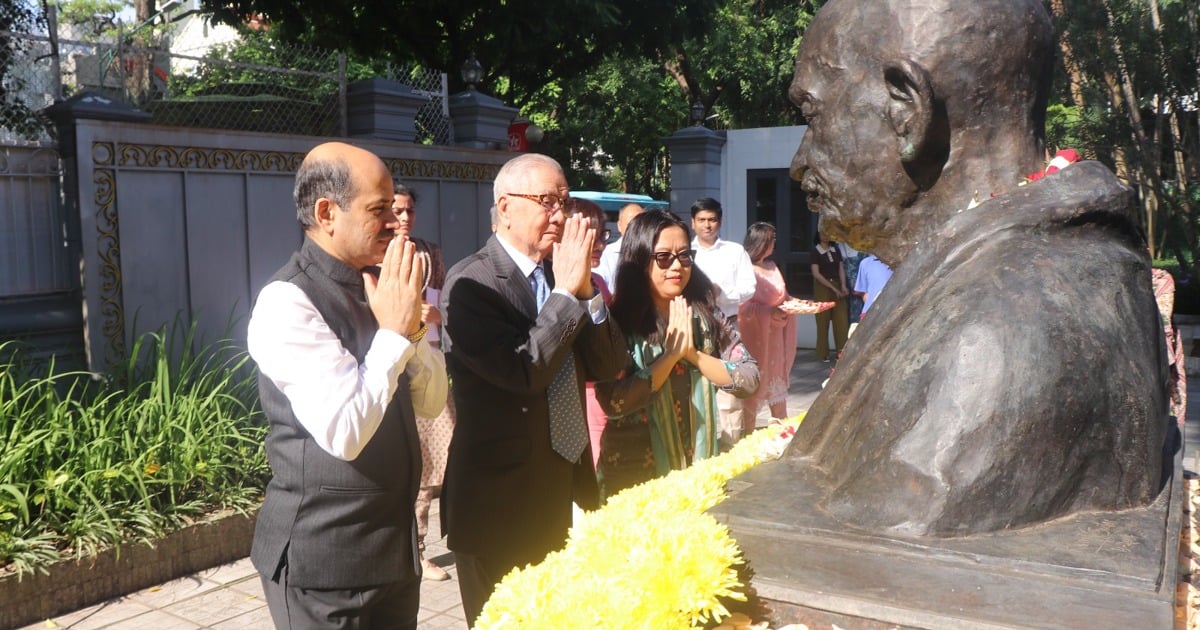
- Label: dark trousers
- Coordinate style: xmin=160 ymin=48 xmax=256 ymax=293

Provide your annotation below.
xmin=454 ymin=551 xmax=512 ymax=626
xmin=260 ymin=562 xmax=419 ymax=630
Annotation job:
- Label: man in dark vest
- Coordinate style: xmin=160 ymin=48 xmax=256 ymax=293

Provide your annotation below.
xmin=247 ymin=141 xmax=447 ymax=628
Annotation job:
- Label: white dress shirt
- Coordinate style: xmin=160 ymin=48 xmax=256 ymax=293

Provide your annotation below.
xmin=496 ymin=233 xmax=609 ymax=323
xmin=692 ymin=237 xmax=757 ymax=318
xmin=248 ymin=281 xmax=447 ymax=461
xmin=595 ymin=237 xmax=622 ymax=288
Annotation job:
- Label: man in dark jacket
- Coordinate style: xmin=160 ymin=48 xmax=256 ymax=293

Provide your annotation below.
xmin=440 ymin=153 xmax=627 ymax=623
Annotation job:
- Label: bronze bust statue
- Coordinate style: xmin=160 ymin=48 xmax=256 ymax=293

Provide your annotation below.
xmin=785 ymin=0 xmax=1171 ymax=536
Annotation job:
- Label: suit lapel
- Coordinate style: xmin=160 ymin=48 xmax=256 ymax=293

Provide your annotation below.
xmin=484 ymin=235 xmax=538 ymax=318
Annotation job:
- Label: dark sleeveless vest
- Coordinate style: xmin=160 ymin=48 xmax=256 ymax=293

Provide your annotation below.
xmin=250 ymin=237 xmax=421 ymax=589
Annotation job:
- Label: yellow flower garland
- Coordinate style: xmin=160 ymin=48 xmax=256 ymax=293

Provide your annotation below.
xmin=476 ymin=416 xmax=804 ymax=630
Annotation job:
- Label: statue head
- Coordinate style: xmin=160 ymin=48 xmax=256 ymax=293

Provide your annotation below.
xmin=789 ymin=0 xmax=1055 ymax=266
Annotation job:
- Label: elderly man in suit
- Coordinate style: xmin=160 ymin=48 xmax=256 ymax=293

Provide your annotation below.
xmin=440 ymin=153 xmax=627 ymax=623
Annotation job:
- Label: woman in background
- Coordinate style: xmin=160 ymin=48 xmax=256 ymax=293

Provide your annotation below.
xmin=393 ymin=183 xmax=452 ymax=582
xmin=738 ymin=222 xmax=797 ymax=422
xmin=596 ymin=210 xmax=758 ymax=499
xmin=575 ymin=198 xmax=614 ymax=468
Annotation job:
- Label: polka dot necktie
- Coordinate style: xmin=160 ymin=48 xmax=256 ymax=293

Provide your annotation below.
xmin=531 ymin=266 xmax=588 ymax=463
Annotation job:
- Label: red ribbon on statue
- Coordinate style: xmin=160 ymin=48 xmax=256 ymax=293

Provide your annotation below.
xmin=1024 ymin=148 xmax=1081 ymax=183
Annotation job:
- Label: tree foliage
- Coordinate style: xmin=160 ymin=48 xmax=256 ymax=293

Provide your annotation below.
xmin=529 ymin=0 xmax=821 ymax=195
xmin=660 ymin=0 xmax=821 ymax=129
xmin=1 ymin=0 xmax=47 ymax=140
xmin=49 ymin=0 xmax=127 ymax=37
xmin=1048 ymin=0 xmax=1198 ymax=279
xmin=168 ymin=27 xmax=360 ymax=97
xmin=529 ymin=57 xmax=683 ymax=197
xmin=200 ymin=0 xmax=713 ymax=98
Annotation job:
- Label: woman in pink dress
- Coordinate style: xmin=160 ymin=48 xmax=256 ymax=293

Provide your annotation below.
xmin=738 ymin=222 xmax=798 ymax=422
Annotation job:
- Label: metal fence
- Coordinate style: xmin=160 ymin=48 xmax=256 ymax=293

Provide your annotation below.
xmin=0 ymin=29 xmax=451 ymax=144
xmin=0 ymin=31 xmax=57 ymax=145
xmin=379 ymin=62 xmax=453 ymax=146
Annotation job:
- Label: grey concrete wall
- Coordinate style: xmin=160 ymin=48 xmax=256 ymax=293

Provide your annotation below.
xmin=69 ymin=120 xmax=508 ymax=369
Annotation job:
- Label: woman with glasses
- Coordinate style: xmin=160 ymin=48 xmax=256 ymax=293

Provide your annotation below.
xmin=595 ymin=210 xmax=759 ymax=500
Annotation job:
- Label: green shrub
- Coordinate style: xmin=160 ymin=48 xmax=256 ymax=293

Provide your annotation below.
xmin=0 ymin=323 xmax=268 ymax=576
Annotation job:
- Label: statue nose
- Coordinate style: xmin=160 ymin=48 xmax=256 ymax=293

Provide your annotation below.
xmin=789 ymin=148 xmax=808 ymax=183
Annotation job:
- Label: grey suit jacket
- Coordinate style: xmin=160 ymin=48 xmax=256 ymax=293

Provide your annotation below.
xmin=439 ymin=235 xmax=626 ymax=571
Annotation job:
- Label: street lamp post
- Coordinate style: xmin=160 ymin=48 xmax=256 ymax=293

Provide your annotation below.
xmin=460 ymin=55 xmax=484 ymax=91
xmin=690 ymin=100 xmax=706 ymax=126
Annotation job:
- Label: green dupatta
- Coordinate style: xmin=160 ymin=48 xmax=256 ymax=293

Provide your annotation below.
xmin=626 ymin=312 xmax=721 ymax=475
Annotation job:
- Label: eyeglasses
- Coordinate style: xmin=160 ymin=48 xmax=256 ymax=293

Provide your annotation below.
xmin=652 ymin=249 xmax=696 ymax=269
xmin=596 ymin=228 xmax=613 ymax=243
xmin=507 ymin=192 xmax=576 ymax=216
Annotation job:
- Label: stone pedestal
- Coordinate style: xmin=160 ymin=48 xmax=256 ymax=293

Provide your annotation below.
xmin=713 ymin=432 xmax=1183 ymax=629
xmin=346 ymin=78 xmax=428 ymax=142
xmin=448 ymin=89 xmax=517 ymax=150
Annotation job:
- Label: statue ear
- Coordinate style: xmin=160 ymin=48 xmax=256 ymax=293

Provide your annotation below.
xmin=884 ymin=59 xmax=933 ymax=164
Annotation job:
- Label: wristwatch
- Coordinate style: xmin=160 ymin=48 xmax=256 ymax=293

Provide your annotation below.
xmin=406 ymin=322 xmax=429 ymax=343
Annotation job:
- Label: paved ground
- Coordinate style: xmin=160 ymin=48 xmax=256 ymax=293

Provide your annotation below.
xmin=22 ymin=336 xmax=1200 ymax=630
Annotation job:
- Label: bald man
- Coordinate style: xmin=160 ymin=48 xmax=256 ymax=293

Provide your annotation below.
xmin=247 ymin=142 xmax=447 ymax=628
xmin=595 ymin=202 xmax=644 ymax=288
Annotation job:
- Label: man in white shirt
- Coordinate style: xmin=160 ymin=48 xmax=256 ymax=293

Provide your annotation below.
xmin=247 ymin=142 xmax=447 ymax=629
xmin=690 ymin=197 xmax=757 ymax=447
xmin=595 ymin=203 xmax=644 ymax=288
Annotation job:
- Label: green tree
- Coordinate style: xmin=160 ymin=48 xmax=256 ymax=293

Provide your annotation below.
xmin=169 ymin=27 xmax=356 ymax=96
xmin=528 ymin=0 xmax=822 ymax=194
xmin=1048 ymin=0 xmax=1198 ymax=277
xmin=659 ymin=0 xmax=821 ymax=129
xmin=528 ymin=57 xmax=682 ymax=197
xmin=200 ymin=0 xmax=715 ymax=98
xmin=49 ymin=0 xmax=126 ymax=37
xmin=1 ymin=0 xmax=47 ymax=139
